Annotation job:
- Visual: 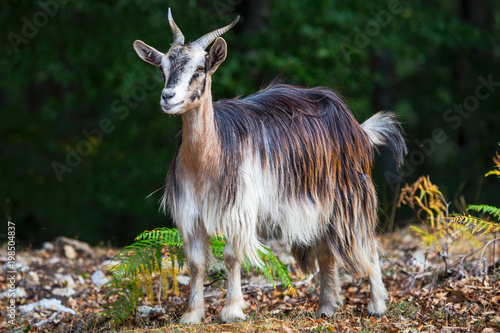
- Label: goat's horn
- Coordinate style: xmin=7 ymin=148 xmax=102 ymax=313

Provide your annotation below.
xmin=168 ymin=8 xmax=185 ymax=44
xmin=194 ymin=15 xmax=240 ymax=50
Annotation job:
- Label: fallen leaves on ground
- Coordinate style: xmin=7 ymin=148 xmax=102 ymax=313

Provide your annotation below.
xmin=0 ymin=228 xmax=499 ymax=332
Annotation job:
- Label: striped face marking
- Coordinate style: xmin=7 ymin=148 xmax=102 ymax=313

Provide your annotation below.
xmin=159 ymin=44 xmax=208 ymax=114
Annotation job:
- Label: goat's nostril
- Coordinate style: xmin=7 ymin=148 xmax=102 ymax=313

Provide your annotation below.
xmin=162 ymin=91 xmax=176 ymax=101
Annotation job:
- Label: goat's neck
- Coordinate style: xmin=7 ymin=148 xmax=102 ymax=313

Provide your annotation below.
xmin=179 ymin=90 xmax=220 ymax=182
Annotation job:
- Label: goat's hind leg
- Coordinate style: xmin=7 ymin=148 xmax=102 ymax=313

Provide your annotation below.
xmin=220 ymin=242 xmax=247 ymax=322
xmin=366 ymin=250 xmax=388 ymax=317
xmin=317 ymin=241 xmax=343 ymax=317
xmin=179 ymin=224 xmax=209 ymax=324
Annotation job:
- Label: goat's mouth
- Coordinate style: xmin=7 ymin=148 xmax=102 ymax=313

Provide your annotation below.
xmin=161 ymin=101 xmax=184 ymax=113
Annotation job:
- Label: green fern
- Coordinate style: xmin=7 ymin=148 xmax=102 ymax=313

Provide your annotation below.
xmin=450 ymin=214 xmax=500 ymax=236
xmin=102 ymin=243 xmax=164 ymax=324
xmin=468 ymin=204 xmax=500 ymax=219
xmin=102 ymin=229 xmax=184 ymax=325
xmin=243 ymin=246 xmax=297 ymax=296
xmin=135 ymin=227 xmax=183 ymax=246
xmin=101 ymin=227 xmax=295 ymax=324
xmin=102 ymin=276 xmax=142 ymax=325
xmin=209 ymin=232 xmax=226 ymax=259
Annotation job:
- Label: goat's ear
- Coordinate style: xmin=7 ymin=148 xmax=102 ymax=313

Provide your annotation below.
xmin=207 ymin=37 xmax=227 ymax=74
xmin=133 ymin=40 xmax=164 ymax=67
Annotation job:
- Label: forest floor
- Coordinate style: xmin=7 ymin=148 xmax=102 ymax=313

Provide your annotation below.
xmin=1 ymin=228 xmax=499 ymax=333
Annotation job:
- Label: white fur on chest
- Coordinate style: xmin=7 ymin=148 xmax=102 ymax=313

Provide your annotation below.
xmin=171 ymin=156 xmax=329 ymax=264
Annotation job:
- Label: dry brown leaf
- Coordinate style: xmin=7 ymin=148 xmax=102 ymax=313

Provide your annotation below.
xmin=481 ymin=328 xmax=495 ymax=333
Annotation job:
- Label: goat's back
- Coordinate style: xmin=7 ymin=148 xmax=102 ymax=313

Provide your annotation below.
xmin=213 ymin=83 xmax=374 ymax=206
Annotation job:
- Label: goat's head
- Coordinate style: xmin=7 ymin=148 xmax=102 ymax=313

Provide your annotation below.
xmin=133 ymin=9 xmax=239 ymax=114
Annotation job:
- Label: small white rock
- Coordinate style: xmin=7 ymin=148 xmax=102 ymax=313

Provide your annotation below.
xmin=2 ymin=262 xmax=29 ymax=272
xmin=19 ymin=298 xmax=77 ymax=316
xmin=54 ymin=273 xmax=76 ymax=287
xmin=91 ymin=270 xmax=110 ymax=288
xmin=99 ymin=259 xmax=121 ymax=270
xmin=63 ymin=245 xmax=77 ymax=259
xmin=0 ymin=287 xmax=27 ymax=299
xmin=42 ymin=242 xmax=54 ymax=251
xmin=176 ymin=275 xmax=191 ymax=286
xmin=136 ymin=305 xmax=165 ymax=318
xmin=28 ymin=271 xmax=40 ymax=285
xmin=49 ymin=257 xmax=60 ymax=265
xmin=77 ymin=275 xmax=85 ymax=285
xmin=52 ymin=287 xmax=76 ymax=297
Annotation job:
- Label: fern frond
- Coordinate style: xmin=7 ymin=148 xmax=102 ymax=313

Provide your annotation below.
xmin=450 ymin=214 xmax=500 ymax=235
xmin=399 ymin=175 xmax=447 ymax=230
xmin=468 ymin=204 xmax=500 ymax=219
xmin=241 ymin=246 xmax=295 ymax=296
xmin=485 ymin=170 xmax=500 ymax=178
xmin=102 ymin=271 xmax=142 ymax=324
xmin=484 ymin=151 xmax=500 ymax=178
xmin=209 ymin=233 xmax=226 ymax=260
xmin=102 ymin=233 xmax=182 ymax=324
xmin=447 ymin=220 xmax=477 ymax=244
xmin=135 ymin=227 xmax=183 ymax=247
xmin=410 ymin=225 xmax=440 ymax=248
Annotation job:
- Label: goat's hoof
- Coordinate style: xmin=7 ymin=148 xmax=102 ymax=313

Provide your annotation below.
xmin=367 ymin=300 xmax=386 ymax=318
xmin=179 ymin=309 xmax=205 ymax=324
xmin=317 ymin=302 xmax=341 ymax=317
xmin=220 ymin=305 xmax=246 ymax=323
xmin=367 ymin=311 xmax=383 ymax=318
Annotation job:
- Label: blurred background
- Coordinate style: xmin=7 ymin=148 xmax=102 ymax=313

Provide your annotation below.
xmin=1 ymin=0 xmax=499 ymax=247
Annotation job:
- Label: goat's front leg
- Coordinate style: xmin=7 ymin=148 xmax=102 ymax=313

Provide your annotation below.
xmin=220 ymin=242 xmax=247 ymax=322
xmin=179 ymin=225 xmax=209 ymax=324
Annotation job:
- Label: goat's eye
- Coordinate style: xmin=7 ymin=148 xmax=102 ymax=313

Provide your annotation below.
xmin=196 ymin=66 xmax=204 ymax=72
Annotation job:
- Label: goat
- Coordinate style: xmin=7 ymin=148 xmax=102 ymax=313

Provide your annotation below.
xmin=133 ymin=9 xmax=407 ymax=324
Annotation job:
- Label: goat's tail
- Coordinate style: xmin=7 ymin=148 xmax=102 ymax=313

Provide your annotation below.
xmin=361 ymin=111 xmax=407 ymax=168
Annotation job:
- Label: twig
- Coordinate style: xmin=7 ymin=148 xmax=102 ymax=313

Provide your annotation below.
xmin=494 ymin=232 xmax=497 ymax=274
xmin=451 ymin=238 xmax=500 ymax=268
xmin=480 ymin=238 xmax=499 ymax=259
xmin=463 ymin=285 xmax=492 ymax=289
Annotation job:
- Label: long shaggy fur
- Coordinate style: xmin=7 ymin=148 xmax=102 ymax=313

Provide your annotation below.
xmin=163 ymin=83 xmax=406 ymax=275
